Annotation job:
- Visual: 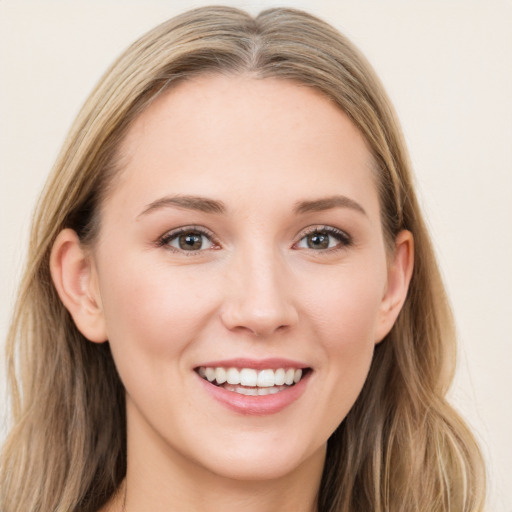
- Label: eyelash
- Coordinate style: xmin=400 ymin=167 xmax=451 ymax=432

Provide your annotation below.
xmin=157 ymin=226 xmax=220 ymax=254
xmin=294 ymin=226 xmax=353 ymax=252
xmin=156 ymin=225 xmax=352 ymax=254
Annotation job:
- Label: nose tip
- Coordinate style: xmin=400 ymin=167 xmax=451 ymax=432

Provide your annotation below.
xmin=220 ymin=261 xmax=299 ymax=337
xmin=221 ymin=302 xmax=298 ymax=337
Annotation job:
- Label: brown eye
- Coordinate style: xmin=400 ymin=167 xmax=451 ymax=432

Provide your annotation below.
xmin=178 ymin=232 xmax=203 ymax=250
xmin=306 ymin=233 xmax=330 ymax=249
xmin=295 ymin=227 xmax=352 ymax=251
xmin=164 ymin=230 xmax=215 ymax=252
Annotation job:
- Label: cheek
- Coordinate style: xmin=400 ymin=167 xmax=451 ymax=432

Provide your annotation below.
xmin=299 ymin=263 xmax=386 ymax=419
xmin=95 ymin=260 xmax=226 ymax=420
xmin=97 ymin=257 xmax=221 ymax=361
xmin=302 ymin=263 xmax=386 ymax=348
xmin=319 ymin=284 xmax=381 ymax=387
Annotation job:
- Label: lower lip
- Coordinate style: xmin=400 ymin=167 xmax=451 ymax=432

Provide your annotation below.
xmin=196 ymin=372 xmax=311 ymax=416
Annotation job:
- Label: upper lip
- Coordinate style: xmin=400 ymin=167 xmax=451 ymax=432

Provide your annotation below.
xmin=194 ymin=357 xmax=310 ymax=370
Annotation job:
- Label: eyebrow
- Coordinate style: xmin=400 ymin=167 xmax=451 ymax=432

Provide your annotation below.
xmin=138 ymin=193 xmax=366 ymax=218
xmin=294 ymin=195 xmax=367 ymax=216
xmin=138 ymin=195 xmax=226 ymax=217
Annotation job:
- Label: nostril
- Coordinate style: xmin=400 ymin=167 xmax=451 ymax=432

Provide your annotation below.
xmin=219 ymin=267 xmax=298 ymax=334
xmin=220 ymin=305 xmax=298 ymax=337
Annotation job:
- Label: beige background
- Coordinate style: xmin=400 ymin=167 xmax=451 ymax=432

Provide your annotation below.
xmin=1 ymin=1 xmax=511 ymax=510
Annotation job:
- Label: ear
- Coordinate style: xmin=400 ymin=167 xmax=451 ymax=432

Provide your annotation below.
xmin=375 ymin=230 xmax=414 ymax=344
xmin=50 ymin=228 xmax=107 ymax=343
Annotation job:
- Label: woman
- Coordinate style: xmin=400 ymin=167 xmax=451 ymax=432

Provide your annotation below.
xmin=0 ymin=6 xmax=486 ymax=512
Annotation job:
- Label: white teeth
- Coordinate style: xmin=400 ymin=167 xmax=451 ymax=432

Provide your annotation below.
xmin=274 ymin=368 xmax=285 ymax=386
xmin=197 ymin=366 xmax=307 ymax=393
xmin=284 ymin=369 xmax=295 ymax=385
xmin=222 ymin=384 xmax=289 ymax=395
xmin=240 ymin=368 xmax=258 ymax=387
xmin=257 ymin=369 xmax=275 ymax=387
xmin=226 ymin=367 xmax=240 ymax=385
xmin=215 ymin=367 xmax=227 ymax=384
xmin=205 ymin=367 xmax=216 ymax=382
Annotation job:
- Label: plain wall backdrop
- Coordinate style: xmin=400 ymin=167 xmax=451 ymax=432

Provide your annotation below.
xmin=1 ymin=1 xmax=511 ymax=510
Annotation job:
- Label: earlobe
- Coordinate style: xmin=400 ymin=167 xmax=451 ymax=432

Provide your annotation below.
xmin=50 ymin=228 xmax=108 ymax=343
xmin=375 ymin=230 xmax=414 ymax=343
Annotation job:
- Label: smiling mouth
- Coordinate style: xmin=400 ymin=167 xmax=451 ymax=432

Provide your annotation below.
xmin=196 ymin=366 xmax=310 ymax=396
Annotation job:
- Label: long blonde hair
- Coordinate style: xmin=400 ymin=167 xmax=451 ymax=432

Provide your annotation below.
xmin=0 ymin=6 xmax=485 ymax=511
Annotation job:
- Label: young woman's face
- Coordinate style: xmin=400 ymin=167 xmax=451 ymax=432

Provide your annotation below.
xmin=86 ymin=75 xmax=408 ymax=482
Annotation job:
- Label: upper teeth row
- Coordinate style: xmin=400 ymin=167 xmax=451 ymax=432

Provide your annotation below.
xmin=198 ymin=367 xmax=303 ymax=387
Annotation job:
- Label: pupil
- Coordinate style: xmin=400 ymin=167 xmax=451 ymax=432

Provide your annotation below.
xmin=308 ymin=233 xmax=329 ymax=249
xmin=179 ymin=233 xmax=202 ymax=250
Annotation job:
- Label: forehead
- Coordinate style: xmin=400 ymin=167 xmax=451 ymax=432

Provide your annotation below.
xmin=110 ymin=74 xmax=379 ymax=220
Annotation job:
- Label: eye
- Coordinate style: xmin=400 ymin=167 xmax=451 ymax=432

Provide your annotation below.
xmin=159 ymin=228 xmax=217 ymax=252
xmin=295 ymin=227 xmax=351 ymax=251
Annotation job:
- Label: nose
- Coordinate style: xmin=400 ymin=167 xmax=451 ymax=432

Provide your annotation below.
xmin=220 ymin=248 xmax=299 ymax=337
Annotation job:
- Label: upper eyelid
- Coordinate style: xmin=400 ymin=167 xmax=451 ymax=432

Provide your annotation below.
xmin=295 ymin=224 xmax=351 ymax=240
xmin=292 ymin=226 xmax=353 ymax=253
xmin=157 ymin=224 xmax=351 ymax=248
xmin=158 ymin=225 xmax=219 ymax=246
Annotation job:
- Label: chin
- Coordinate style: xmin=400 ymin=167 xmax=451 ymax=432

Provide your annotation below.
xmin=188 ymin=433 xmax=325 ymax=482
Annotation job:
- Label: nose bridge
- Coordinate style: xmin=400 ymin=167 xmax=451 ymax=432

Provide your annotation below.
xmin=221 ymin=241 xmax=298 ymax=336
